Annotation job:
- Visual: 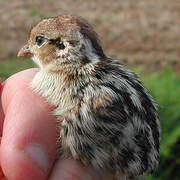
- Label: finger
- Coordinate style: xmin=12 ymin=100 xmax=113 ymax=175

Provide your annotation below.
xmin=1 ymin=68 xmax=39 ymax=114
xmin=0 ymin=68 xmax=38 ymax=137
xmin=0 ymin=82 xmax=57 ymax=179
xmin=49 ymin=158 xmax=114 ymax=180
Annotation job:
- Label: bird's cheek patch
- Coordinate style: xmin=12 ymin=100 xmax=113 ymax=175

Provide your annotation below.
xmin=39 ymin=46 xmax=56 ymax=65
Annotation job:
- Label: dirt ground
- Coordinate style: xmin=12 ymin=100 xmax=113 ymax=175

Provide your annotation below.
xmin=0 ymin=0 xmax=180 ymax=71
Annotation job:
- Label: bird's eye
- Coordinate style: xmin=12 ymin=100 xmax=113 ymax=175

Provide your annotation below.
xmin=35 ymin=36 xmax=44 ymax=46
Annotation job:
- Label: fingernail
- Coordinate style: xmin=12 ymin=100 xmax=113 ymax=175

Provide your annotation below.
xmin=24 ymin=143 xmax=49 ymax=171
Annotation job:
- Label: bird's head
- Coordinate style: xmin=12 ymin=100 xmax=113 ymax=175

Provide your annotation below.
xmin=18 ymin=15 xmax=105 ymax=71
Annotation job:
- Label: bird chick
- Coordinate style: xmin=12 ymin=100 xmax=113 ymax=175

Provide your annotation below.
xmin=18 ymin=15 xmax=160 ymax=180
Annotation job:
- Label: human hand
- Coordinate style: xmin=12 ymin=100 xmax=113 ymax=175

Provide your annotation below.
xmin=0 ymin=68 xmax=114 ymax=180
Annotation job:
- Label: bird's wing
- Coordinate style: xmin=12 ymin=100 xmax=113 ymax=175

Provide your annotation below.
xmin=87 ymin=59 xmax=160 ymax=176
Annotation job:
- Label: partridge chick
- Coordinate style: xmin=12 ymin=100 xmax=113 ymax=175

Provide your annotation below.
xmin=18 ymin=15 xmax=160 ymax=180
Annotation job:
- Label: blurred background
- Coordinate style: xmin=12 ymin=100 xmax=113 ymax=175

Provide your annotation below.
xmin=0 ymin=0 xmax=179 ymax=179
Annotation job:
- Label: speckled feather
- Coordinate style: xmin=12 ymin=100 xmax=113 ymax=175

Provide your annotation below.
xmin=21 ymin=15 xmax=160 ymax=180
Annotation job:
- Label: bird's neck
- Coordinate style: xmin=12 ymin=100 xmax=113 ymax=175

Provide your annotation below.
xmin=30 ymin=64 xmax=95 ymax=108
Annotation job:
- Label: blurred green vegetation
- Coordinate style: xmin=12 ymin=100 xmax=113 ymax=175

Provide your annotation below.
xmin=28 ymin=8 xmax=44 ymax=17
xmin=135 ymin=67 xmax=180 ymax=180
xmin=0 ymin=60 xmax=179 ymax=180
xmin=0 ymin=59 xmax=35 ymax=81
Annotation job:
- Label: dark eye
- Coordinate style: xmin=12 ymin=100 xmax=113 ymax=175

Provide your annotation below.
xmin=58 ymin=43 xmax=65 ymax=50
xmin=35 ymin=36 xmax=44 ymax=46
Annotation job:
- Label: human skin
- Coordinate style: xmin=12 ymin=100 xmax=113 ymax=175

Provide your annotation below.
xmin=0 ymin=68 xmax=113 ymax=180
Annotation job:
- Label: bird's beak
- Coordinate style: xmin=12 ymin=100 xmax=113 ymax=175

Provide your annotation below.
xmin=17 ymin=44 xmax=33 ymax=57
